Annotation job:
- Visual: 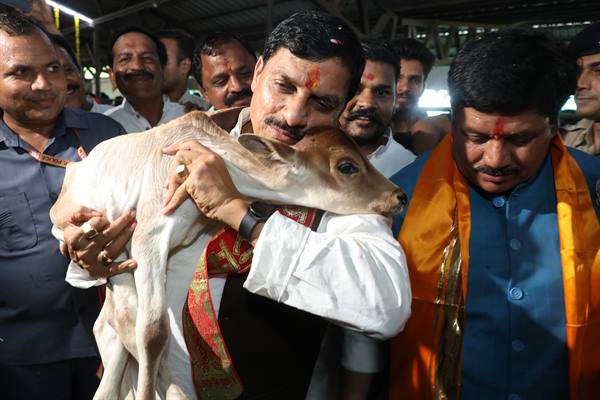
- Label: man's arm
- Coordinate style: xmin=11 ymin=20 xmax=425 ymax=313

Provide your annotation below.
xmin=245 ymin=212 xmax=411 ymax=340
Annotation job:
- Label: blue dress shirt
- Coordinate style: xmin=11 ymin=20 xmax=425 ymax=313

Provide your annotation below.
xmin=390 ymin=147 xmax=600 ymax=400
xmin=0 ymin=108 xmax=125 ymax=365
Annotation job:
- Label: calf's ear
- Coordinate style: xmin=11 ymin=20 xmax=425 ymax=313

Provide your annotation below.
xmin=238 ymin=134 xmax=296 ymax=166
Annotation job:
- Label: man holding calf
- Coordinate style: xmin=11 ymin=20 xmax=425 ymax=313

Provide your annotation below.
xmin=58 ymin=11 xmax=411 ymax=399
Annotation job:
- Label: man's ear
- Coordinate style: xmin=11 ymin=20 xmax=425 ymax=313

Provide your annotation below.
xmin=197 ymin=79 xmax=210 ymax=102
xmin=238 ymin=134 xmax=296 ymax=166
xmin=251 ymin=56 xmax=264 ymax=93
xmin=108 ymin=68 xmax=117 ymax=91
xmin=180 ymin=58 xmax=192 ymax=75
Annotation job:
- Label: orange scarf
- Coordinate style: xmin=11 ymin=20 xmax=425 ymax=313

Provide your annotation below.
xmin=390 ymin=134 xmax=600 ymax=399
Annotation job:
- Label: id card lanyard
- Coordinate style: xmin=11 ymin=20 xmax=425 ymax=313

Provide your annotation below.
xmin=26 ymin=128 xmax=87 ymax=167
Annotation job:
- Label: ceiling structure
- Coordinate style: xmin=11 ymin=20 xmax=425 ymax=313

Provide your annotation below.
xmin=51 ymin=0 xmax=598 ymax=83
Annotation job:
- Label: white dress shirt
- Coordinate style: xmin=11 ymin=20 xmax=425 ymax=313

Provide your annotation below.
xmin=368 ymin=128 xmax=416 ymax=176
xmin=103 ymin=94 xmax=185 ymax=133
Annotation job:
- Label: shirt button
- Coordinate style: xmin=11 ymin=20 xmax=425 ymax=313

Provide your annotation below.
xmin=492 ymin=196 xmax=506 ymax=207
xmin=508 ymin=394 xmax=521 ymax=400
xmin=509 ymin=238 xmax=521 ymax=250
xmin=509 ymin=286 xmax=524 ymax=300
xmin=512 ymin=339 xmax=525 ymax=352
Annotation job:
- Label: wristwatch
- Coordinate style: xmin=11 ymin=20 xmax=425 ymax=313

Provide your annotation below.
xmin=238 ymin=202 xmax=275 ymax=241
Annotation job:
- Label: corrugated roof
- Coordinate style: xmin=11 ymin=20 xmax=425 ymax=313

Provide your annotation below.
xmin=51 ymin=0 xmax=598 ymax=66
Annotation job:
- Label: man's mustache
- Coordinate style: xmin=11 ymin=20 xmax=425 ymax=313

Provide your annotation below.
xmin=397 ymin=92 xmax=415 ymax=101
xmin=345 ymin=108 xmax=382 ymax=125
xmin=26 ymin=92 xmax=57 ymax=102
xmin=475 ymin=165 xmax=519 ymax=177
xmin=264 ymin=116 xmax=305 ymax=141
xmin=124 ymin=70 xmax=154 ymax=80
xmin=575 ymin=90 xmax=598 ymax=100
xmin=223 ymin=88 xmax=252 ymax=107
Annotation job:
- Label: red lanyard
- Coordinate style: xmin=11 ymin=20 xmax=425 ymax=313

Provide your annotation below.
xmin=26 ymin=128 xmax=87 ymax=168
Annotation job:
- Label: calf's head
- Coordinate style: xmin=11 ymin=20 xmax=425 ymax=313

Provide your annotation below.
xmin=238 ymin=126 xmax=406 ymax=216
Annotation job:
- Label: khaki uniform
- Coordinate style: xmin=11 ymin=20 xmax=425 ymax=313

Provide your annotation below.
xmin=561 ymin=118 xmax=600 ymax=156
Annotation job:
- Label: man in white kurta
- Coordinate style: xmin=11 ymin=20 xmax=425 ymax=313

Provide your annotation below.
xmin=58 ymin=11 xmax=411 ymax=399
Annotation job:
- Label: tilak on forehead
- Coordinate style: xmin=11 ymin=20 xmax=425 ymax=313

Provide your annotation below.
xmin=366 ymin=73 xmax=375 ymax=81
xmin=222 ymin=57 xmax=231 ymax=70
xmin=304 ymin=34 xmax=342 ymax=89
xmin=305 ymin=67 xmax=320 ymax=89
xmin=492 ymin=116 xmax=505 ymax=139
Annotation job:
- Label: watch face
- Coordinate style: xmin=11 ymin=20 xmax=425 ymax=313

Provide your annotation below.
xmin=249 ymin=202 xmax=275 ymax=221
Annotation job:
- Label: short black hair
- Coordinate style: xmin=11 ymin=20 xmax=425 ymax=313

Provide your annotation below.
xmin=390 ymin=38 xmax=435 ymax=79
xmin=0 ymin=9 xmax=45 ymax=37
xmin=192 ymin=32 xmax=256 ymax=87
xmin=50 ymin=33 xmax=80 ymax=70
xmin=158 ymin=29 xmax=195 ymax=62
xmin=262 ymin=10 xmax=365 ymax=104
xmin=448 ymin=28 xmax=576 ymax=123
xmin=361 ymin=39 xmax=399 ymax=80
xmin=109 ymin=26 xmax=167 ymax=67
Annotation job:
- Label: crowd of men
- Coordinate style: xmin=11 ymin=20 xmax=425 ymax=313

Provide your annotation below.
xmin=0 ymin=0 xmax=598 ymax=399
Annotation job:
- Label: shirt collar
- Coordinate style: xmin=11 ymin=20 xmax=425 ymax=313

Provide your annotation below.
xmin=367 ymin=128 xmax=393 ymax=160
xmin=0 ymin=108 xmax=88 ymax=148
xmin=121 ymin=94 xmax=171 ymax=116
xmin=231 ymin=107 xmax=251 ymax=137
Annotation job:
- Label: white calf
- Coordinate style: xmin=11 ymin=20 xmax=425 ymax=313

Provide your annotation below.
xmin=51 ymin=111 xmax=405 ymax=399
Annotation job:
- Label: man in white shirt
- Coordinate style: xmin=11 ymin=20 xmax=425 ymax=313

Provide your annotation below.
xmin=58 ymin=11 xmax=411 ymax=399
xmin=158 ymin=29 xmax=210 ymax=111
xmin=340 ymin=40 xmax=415 ymax=176
xmin=192 ymin=32 xmax=257 ymax=111
xmin=104 ymin=27 xmax=184 ymax=133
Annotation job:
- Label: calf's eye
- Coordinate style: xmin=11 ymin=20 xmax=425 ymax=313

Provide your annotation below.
xmin=336 ymin=162 xmax=359 ymax=175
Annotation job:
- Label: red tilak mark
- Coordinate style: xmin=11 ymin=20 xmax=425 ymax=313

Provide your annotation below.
xmin=493 ymin=116 xmax=505 ymax=139
xmin=305 ymin=68 xmax=321 ymax=89
xmin=366 ymin=73 xmax=375 ymax=81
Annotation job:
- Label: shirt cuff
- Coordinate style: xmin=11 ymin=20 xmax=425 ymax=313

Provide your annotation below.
xmin=66 ymin=262 xmax=107 ymax=288
xmin=64 ymin=251 xmax=129 ymax=289
xmin=244 ymin=212 xmax=311 ymax=302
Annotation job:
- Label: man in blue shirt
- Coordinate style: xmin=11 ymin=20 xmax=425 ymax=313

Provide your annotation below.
xmin=389 ymin=29 xmax=600 ymax=399
xmin=0 ymin=11 xmax=125 ymax=400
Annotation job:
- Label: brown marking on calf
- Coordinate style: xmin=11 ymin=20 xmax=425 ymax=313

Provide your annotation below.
xmin=291 ymin=126 xmax=407 ymax=216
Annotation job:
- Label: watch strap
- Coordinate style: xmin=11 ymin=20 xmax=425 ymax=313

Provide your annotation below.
xmin=238 ymin=202 xmax=274 ymax=241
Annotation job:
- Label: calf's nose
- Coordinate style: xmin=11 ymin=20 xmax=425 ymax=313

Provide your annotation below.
xmin=389 ymin=188 xmax=408 ymax=215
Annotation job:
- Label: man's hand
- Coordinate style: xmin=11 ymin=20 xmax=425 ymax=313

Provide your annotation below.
xmin=162 ymin=141 xmax=250 ymax=231
xmin=61 ymin=209 xmax=138 ymax=278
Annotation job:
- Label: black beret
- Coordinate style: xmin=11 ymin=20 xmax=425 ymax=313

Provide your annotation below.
xmin=568 ymin=22 xmax=600 ymax=58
